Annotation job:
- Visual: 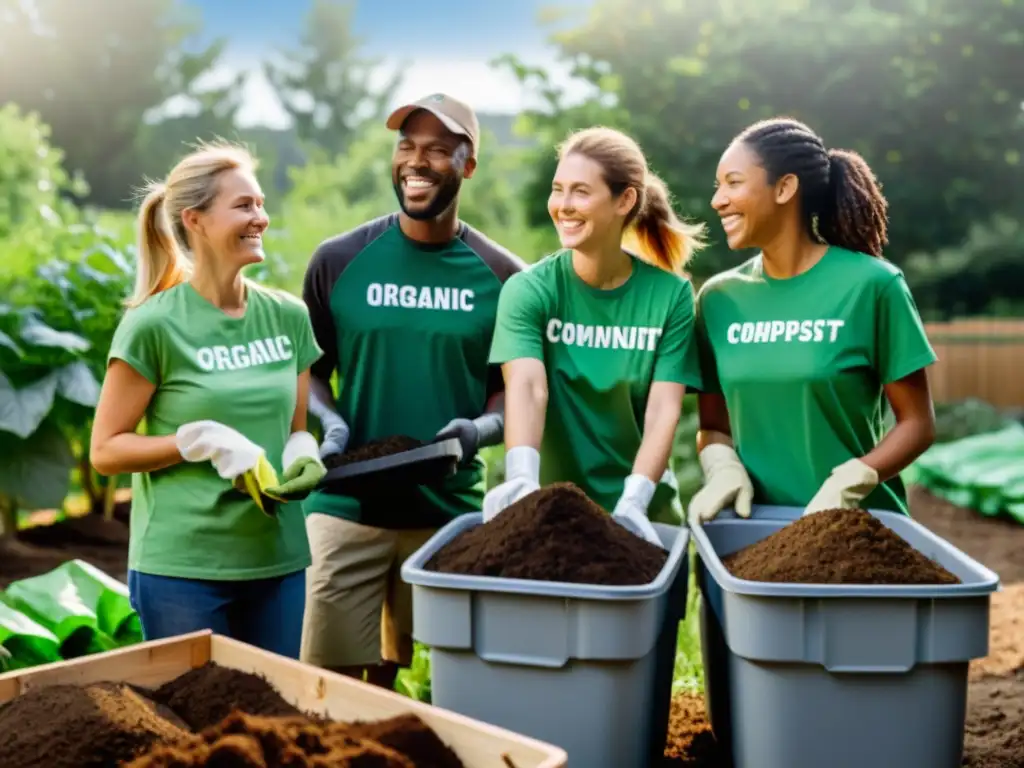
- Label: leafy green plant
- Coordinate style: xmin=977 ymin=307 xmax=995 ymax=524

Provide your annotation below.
xmin=0 ymin=232 xmax=137 ymax=534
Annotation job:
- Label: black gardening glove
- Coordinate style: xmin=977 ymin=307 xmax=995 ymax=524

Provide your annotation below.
xmin=434 ymin=412 xmax=503 ymax=467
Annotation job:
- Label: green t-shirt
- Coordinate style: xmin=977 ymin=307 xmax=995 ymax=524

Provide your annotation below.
xmin=300 ymin=213 xmax=525 ymax=529
xmin=695 ymin=246 xmax=938 ymax=514
xmin=488 ymin=250 xmax=704 ymax=523
xmin=107 ymin=279 xmax=323 ymax=580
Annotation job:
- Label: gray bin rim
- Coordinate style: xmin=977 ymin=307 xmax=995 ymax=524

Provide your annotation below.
xmin=401 ymin=512 xmax=689 ymax=601
xmin=690 ymin=503 xmax=1000 ymax=599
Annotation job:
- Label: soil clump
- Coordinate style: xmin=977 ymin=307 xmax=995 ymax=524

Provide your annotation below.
xmin=324 ymin=436 xmax=424 ymax=469
xmin=151 ymin=662 xmax=305 ymax=731
xmin=660 ymin=694 xmax=721 ymax=766
xmin=425 ymin=482 xmax=667 ymax=586
xmin=722 ymin=508 xmax=959 ymax=584
xmin=123 ymin=711 xmax=416 ymax=768
xmin=0 ymin=681 xmax=191 ymax=768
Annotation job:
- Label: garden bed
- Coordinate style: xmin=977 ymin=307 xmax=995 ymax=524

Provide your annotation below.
xmin=0 ymin=630 xmax=567 ymax=768
xmin=661 ymin=487 xmax=1024 ymax=766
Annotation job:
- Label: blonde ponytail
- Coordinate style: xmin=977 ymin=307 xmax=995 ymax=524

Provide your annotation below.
xmin=125 ymin=140 xmax=258 ymax=308
xmin=558 ymin=126 xmax=706 ymax=275
xmin=626 ymin=172 xmax=707 ymax=275
xmin=128 ymin=182 xmax=191 ymax=308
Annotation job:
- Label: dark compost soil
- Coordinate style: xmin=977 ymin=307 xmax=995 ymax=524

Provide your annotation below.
xmin=0 ymin=682 xmax=191 ymax=768
xmin=424 ymin=482 xmax=668 ymax=586
xmin=323 ymin=435 xmax=425 ymax=470
xmin=150 ymin=662 xmax=306 ymax=731
xmin=0 ymin=662 xmax=464 ymax=768
xmin=721 ymin=507 xmax=960 ymax=584
xmin=0 ymin=512 xmax=130 ymax=589
xmin=660 ymin=489 xmax=1024 ymax=766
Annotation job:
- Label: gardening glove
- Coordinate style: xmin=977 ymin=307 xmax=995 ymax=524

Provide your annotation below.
xmin=264 ymin=431 xmax=327 ymax=501
xmin=612 ymin=473 xmax=663 ymax=547
xmin=435 ymin=411 xmax=503 ymax=467
xmin=687 ymin=443 xmax=754 ymax=525
xmin=176 ymin=420 xmax=271 ymax=481
xmin=803 ymin=457 xmax=879 ymax=516
xmin=176 ymin=420 xmax=278 ymax=513
xmin=317 ymin=408 xmax=351 ymax=461
xmin=482 ymin=445 xmax=540 ymax=522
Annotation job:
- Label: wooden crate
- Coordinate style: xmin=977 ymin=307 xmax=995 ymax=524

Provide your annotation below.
xmin=0 ymin=630 xmax=568 ymax=768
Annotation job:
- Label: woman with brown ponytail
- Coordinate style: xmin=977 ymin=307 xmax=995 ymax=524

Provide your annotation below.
xmin=89 ymin=141 xmax=325 ymax=656
xmin=689 ymin=117 xmax=937 ymax=524
xmin=483 ymin=127 xmax=707 ymax=542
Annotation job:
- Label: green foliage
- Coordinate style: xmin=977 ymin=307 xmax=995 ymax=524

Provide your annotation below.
xmin=0 ymin=231 xmax=136 ymax=514
xmin=510 ymin=0 xmax=1024 ymax=292
xmin=0 ymin=104 xmax=87 ymax=252
xmin=0 ymin=0 xmax=239 ymax=208
xmin=264 ymin=0 xmax=403 ymax=157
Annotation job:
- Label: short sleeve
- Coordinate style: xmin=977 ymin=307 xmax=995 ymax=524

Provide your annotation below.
xmin=652 ymin=281 xmax=703 ymax=389
xmin=107 ymin=310 xmax=161 ymax=384
xmin=693 ymin=288 xmax=721 ymax=394
xmin=876 ymin=274 xmax=937 ymax=384
xmin=488 ymin=272 xmax=548 ymax=364
xmin=291 ymin=301 xmax=324 ymax=374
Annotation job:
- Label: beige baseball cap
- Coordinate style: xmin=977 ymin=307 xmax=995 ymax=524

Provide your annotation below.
xmin=386 ymin=93 xmax=480 ymax=158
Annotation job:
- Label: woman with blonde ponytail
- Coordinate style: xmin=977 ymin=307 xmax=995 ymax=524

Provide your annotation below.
xmin=482 ymin=126 xmax=707 ymax=541
xmin=89 ymin=141 xmax=325 ymax=658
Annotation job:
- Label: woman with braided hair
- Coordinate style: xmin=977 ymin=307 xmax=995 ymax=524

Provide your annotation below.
xmin=688 ymin=117 xmax=937 ymax=523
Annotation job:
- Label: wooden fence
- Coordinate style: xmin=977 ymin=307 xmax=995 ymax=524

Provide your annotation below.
xmin=924 ymin=319 xmax=1024 ymax=408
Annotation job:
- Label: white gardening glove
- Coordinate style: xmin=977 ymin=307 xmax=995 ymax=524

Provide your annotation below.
xmin=687 ymin=443 xmax=754 ymax=525
xmin=176 ymin=420 xmax=268 ymax=480
xmin=482 ymin=446 xmax=540 ymax=522
xmin=803 ymin=457 xmax=879 ymax=516
xmin=612 ymin=474 xmax=663 ymax=547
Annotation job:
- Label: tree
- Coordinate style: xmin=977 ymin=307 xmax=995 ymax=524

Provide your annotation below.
xmin=264 ymin=0 xmax=403 ymax=157
xmin=0 ymin=0 xmax=236 ymax=207
xmin=508 ymin=0 xmax=1024 ymax=285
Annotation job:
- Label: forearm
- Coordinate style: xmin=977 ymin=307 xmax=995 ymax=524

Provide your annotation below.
xmin=861 ymin=417 xmax=935 ymax=482
xmin=92 ymin=434 xmax=182 ymax=476
xmin=632 ymin=400 xmax=681 ymax=483
xmin=504 ymin=380 xmax=546 ymax=449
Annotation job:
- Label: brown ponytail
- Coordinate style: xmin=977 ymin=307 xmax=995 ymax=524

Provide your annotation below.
xmin=558 ymin=126 xmax=706 ymax=274
xmin=628 ymin=171 xmax=707 ymax=274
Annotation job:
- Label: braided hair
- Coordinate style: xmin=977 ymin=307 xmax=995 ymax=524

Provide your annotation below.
xmin=736 ymin=118 xmax=889 ymax=258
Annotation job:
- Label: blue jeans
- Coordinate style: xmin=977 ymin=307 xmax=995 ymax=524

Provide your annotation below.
xmin=127 ymin=569 xmax=306 ymax=659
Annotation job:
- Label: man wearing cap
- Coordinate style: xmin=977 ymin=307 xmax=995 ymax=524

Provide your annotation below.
xmin=298 ymin=93 xmax=525 ymax=689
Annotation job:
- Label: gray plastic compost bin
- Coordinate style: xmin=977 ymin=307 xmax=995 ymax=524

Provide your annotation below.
xmin=692 ymin=505 xmax=1000 ymax=768
xmin=400 ymin=513 xmax=690 ymax=768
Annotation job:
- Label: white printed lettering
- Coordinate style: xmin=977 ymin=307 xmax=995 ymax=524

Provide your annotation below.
xmin=546 ymin=319 xmax=664 ymax=352
xmin=724 ymin=318 xmax=846 ymax=345
xmin=364 ymin=282 xmax=476 ymax=313
xmin=194 ymin=335 xmax=296 ymax=372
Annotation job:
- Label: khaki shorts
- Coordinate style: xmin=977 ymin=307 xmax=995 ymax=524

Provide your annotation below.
xmin=300 ymin=513 xmax=436 ymax=670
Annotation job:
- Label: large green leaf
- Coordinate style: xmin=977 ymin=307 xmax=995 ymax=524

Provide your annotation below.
xmin=0 ymin=419 xmax=74 ymax=509
xmin=0 ymin=370 xmax=58 ymax=438
xmin=18 ymin=312 xmax=90 ymax=353
xmin=55 ymin=360 xmax=101 ymax=407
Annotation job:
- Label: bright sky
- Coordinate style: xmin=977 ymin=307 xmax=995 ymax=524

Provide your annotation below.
xmin=179 ymin=0 xmax=595 ymax=127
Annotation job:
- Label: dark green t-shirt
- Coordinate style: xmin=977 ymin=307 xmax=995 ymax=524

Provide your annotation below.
xmin=695 ymin=246 xmax=937 ymax=514
xmin=488 ymin=250 xmax=703 ymax=523
xmin=108 ymin=280 xmax=323 ymax=580
xmin=300 ymin=213 xmax=525 ymax=529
